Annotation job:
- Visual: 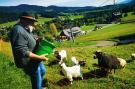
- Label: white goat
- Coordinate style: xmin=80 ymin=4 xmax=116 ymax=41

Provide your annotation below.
xmin=59 ymin=61 xmax=83 ymax=84
xmin=117 ymin=58 xmax=127 ymax=68
xmin=131 ymin=53 xmax=135 ymax=60
xmin=54 ymin=50 xmax=67 ymax=64
xmin=71 ymin=56 xmax=86 ymax=66
xmin=71 ymin=56 xmax=79 ymax=65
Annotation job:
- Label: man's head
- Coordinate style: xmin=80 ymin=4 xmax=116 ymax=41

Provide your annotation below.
xmin=20 ymin=12 xmax=37 ymax=32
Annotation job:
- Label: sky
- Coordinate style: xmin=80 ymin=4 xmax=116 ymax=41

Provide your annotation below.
xmin=0 ymin=0 xmax=131 ymax=7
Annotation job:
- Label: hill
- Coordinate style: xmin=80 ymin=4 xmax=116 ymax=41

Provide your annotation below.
xmin=0 ymin=0 xmax=134 ymax=13
xmin=0 ymin=4 xmax=95 ymax=13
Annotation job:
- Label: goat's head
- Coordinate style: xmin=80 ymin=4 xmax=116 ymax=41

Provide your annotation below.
xmin=93 ymin=50 xmax=102 ymax=59
xmin=79 ymin=60 xmax=86 ymax=66
xmin=54 ymin=51 xmax=61 ymax=60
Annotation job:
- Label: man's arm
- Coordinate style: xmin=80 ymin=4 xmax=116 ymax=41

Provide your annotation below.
xmin=28 ymin=52 xmax=48 ymax=61
xmin=11 ymin=25 xmax=48 ymax=61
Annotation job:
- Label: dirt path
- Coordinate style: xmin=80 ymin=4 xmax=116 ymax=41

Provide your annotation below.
xmin=65 ymin=40 xmax=117 ymax=49
xmin=95 ymin=41 xmax=116 ymax=47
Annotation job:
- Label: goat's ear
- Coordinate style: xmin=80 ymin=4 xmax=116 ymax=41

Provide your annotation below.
xmin=54 ymin=50 xmax=59 ymax=54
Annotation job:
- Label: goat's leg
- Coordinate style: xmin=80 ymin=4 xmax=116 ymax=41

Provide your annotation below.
xmin=80 ymin=71 xmax=83 ymax=80
xmin=114 ymin=69 xmax=115 ymax=73
xmin=109 ymin=69 xmax=112 ymax=74
xmin=68 ymin=75 xmax=73 ymax=85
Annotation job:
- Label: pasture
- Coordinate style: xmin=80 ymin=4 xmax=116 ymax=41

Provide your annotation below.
xmin=0 ymin=21 xmax=135 ymax=89
xmin=0 ymin=17 xmax=53 ymax=28
xmin=121 ymin=12 xmax=135 ymax=21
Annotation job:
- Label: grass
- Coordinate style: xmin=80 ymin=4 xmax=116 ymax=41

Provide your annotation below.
xmin=121 ymin=12 xmax=135 ymax=21
xmin=69 ymin=15 xmax=83 ymax=20
xmin=0 ymin=21 xmax=17 ymax=28
xmin=1 ymin=42 xmax=135 ymax=89
xmin=0 ymin=40 xmax=13 ymax=58
xmin=54 ymin=40 xmax=96 ymax=48
xmin=0 ymin=14 xmax=135 ymax=89
xmin=0 ymin=17 xmax=53 ymax=28
xmin=77 ymin=23 xmax=135 ymax=42
xmin=55 ymin=23 xmax=135 ymax=48
xmin=81 ymin=25 xmax=95 ymax=31
xmin=0 ymin=52 xmax=31 ymax=89
xmin=37 ymin=17 xmax=53 ymax=24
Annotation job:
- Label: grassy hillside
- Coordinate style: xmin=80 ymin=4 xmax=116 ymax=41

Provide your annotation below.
xmin=0 ymin=17 xmax=53 ymax=28
xmin=77 ymin=23 xmax=135 ymax=42
xmin=0 ymin=53 xmax=31 ymax=89
xmin=0 ymin=21 xmax=17 ymax=28
xmin=121 ymin=12 xmax=135 ymax=21
xmin=1 ymin=42 xmax=135 ymax=89
xmin=0 ymin=40 xmax=13 ymax=58
xmin=0 ymin=21 xmax=135 ymax=89
xmin=81 ymin=25 xmax=95 ymax=31
xmin=55 ymin=23 xmax=135 ymax=47
xmin=37 ymin=17 xmax=53 ymax=24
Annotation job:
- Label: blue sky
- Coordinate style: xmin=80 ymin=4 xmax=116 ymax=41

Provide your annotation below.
xmin=0 ymin=0 xmax=131 ymax=7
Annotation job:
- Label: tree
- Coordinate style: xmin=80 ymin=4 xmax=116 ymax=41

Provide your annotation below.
xmin=35 ymin=13 xmax=39 ymax=19
xmin=124 ymin=13 xmax=128 ymax=17
xmin=49 ymin=23 xmax=58 ymax=37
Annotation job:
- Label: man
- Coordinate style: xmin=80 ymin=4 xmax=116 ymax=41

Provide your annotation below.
xmin=9 ymin=12 xmax=48 ymax=89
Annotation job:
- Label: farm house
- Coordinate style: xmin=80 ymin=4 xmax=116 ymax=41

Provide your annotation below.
xmin=60 ymin=27 xmax=84 ymax=39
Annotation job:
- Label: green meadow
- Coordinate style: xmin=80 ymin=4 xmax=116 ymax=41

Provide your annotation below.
xmin=0 ymin=17 xmax=53 ymax=28
xmin=121 ymin=12 xmax=135 ymax=21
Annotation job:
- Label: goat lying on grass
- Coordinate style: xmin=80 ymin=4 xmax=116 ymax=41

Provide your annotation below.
xmin=117 ymin=58 xmax=127 ymax=68
xmin=131 ymin=53 xmax=135 ymax=60
xmin=59 ymin=59 xmax=83 ymax=84
xmin=71 ymin=57 xmax=79 ymax=65
xmin=71 ymin=56 xmax=86 ymax=66
xmin=94 ymin=50 xmax=126 ymax=75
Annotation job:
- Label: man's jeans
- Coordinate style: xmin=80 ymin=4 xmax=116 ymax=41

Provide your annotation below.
xmin=24 ymin=61 xmax=46 ymax=89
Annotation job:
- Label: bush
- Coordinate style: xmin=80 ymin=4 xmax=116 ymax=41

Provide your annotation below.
xmin=44 ymin=32 xmax=55 ymax=42
xmin=124 ymin=13 xmax=128 ymax=17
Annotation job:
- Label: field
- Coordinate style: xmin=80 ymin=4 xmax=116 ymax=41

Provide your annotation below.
xmin=81 ymin=25 xmax=95 ymax=31
xmin=0 ymin=17 xmax=53 ymax=28
xmin=55 ymin=22 xmax=135 ymax=48
xmin=0 ymin=21 xmax=17 ymax=28
xmin=0 ymin=19 xmax=135 ymax=89
xmin=121 ymin=12 xmax=135 ymax=21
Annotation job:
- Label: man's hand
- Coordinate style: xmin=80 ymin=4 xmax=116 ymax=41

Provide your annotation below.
xmin=40 ymin=54 xmax=48 ymax=61
xmin=29 ymin=52 xmax=49 ymax=61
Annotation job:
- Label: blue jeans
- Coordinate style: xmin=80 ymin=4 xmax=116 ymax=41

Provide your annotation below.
xmin=24 ymin=61 xmax=46 ymax=89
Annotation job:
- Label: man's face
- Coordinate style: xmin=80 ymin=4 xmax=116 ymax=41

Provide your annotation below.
xmin=27 ymin=25 xmax=35 ymax=32
xmin=27 ymin=21 xmax=35 ymax=32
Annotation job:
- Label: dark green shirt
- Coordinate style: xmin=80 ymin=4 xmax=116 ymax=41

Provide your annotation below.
xmin=9 ymin=23 xmax=36 ymax=68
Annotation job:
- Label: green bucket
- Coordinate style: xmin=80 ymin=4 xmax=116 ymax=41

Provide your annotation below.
xmin=35 ymin=40 xmax=55 ymax=55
